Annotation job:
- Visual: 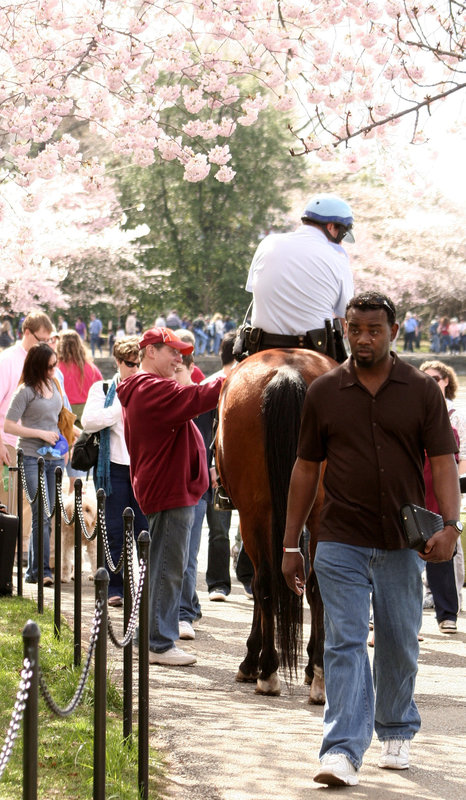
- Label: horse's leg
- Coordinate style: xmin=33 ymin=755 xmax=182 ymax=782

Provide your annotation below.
xmin=236 ymin=576 xmax=261 ymax=682
xmin=255 ymin=561 xmax=281 ymax=696
xmin=304 ymin=568 xmax=325 ymax=705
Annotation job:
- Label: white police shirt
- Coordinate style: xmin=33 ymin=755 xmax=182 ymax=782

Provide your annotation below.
xmin=246 ymin=225 xmax=353 ymax=334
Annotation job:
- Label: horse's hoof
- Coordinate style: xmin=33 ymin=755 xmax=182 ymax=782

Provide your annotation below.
xmin=308 ymin=668 xmax=325 ymax=705
xmin=236 ymin=668 xmax=259 ymax=683
xmin=255 ymin=673 xmax=281 ymax=696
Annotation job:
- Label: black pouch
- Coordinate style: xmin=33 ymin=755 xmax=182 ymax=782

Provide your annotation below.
xmin=306 ymin=327 xmax=328 ymax=355
xmin=400 ymin=504 xmax=444 ymax=552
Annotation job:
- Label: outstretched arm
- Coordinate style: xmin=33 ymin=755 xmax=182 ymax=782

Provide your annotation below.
xmin=282 ymin=457 xmax=322 ymax=596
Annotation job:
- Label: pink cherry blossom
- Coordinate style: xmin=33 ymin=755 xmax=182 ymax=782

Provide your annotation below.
xmin=214 ymin=165 xmax=236 ymax=182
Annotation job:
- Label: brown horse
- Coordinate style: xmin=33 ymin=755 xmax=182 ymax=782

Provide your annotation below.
xmin=216 ymin=348 xmax=334 ymax=702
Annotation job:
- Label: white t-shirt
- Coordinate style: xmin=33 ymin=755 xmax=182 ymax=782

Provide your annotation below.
xmin=246 ymin=225 xmax=354 ymax=334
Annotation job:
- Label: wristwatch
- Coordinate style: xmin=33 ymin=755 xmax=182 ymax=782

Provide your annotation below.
xmin=444 ymin=519 xmax=464 ymax=534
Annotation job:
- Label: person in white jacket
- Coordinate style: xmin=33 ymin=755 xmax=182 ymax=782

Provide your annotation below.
xmin=81 ymin=336 xmax=147 ymax=606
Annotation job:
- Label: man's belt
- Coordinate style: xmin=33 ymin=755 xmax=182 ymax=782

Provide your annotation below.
xmin=249 ymin=327 xmax=328 ymax=353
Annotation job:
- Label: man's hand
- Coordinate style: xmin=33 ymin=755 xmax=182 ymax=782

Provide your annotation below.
xmin=0 ymin=441 xmax=11 ymax=467
xmin=281 ymin=551 xmax=306 ymax=596
xmin=419 ymin=527 xmax=459 ymax=563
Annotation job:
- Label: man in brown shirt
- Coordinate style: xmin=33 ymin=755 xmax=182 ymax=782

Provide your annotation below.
xmin=282 ymin=292 xmax=460 ymax=787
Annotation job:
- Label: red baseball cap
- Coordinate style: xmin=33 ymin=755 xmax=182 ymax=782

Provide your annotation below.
xmin=139 ymin=327 xmax=194 ymax=354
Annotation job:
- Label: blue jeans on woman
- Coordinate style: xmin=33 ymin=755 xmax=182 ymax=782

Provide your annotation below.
xmin=104 ymin=462 xmax=148 ymax=599
xmin=147 ymin=505 xmax=195 ymax=653
xmin=313 ymin=542 xmax=424 ymax=769
xmin=23 ymin=455 xmax=64 ymax=582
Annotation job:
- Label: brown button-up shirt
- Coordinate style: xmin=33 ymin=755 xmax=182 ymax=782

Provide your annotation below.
xmin=297 ymin=354 xmax=458 ymax=549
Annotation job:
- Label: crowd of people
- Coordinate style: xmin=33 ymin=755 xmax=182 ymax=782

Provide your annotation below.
xmin=0 ymin=192 xmax=465 ymax=789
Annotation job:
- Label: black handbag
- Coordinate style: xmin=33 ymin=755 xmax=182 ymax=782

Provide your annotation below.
xmin=71 ymin=430 xmax=100 ymax=471
xmin=0 ymin=508 xmax=19 ymax=595
xmin=71 ymin=382 xmax=109 ymax=472
xmin=400 ymin=503 xmax=444 ymax=552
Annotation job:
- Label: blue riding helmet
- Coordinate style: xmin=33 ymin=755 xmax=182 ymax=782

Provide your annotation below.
xmin=301 ymin=194 xmax=354 ymax=242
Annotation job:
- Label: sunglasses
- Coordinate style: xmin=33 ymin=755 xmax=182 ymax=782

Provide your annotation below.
xmin=122 ymin=359 xmax=139 ymax=369
xmin=48 ymin=361 xmax=57 ymax=371
xmin=429 ymin=374 xmax=443 ymax=382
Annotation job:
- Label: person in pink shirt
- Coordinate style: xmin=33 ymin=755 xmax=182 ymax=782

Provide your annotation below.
xmin=57 ymin=330 xmax=102 ymax=491
xmin=57 ymin=331 xmax=102 ymax=419
xmin=0 ymin=311 xmax=53 ymax=514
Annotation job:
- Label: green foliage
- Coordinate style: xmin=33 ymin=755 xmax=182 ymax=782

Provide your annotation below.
xmin=117 ymin=105 xmax=308 ymax=319
xmin=0 ymin=597 xmax=162 ymax=799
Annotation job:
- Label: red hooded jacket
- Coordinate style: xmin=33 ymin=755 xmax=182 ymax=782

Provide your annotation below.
xmin=117 ymin=372 xmax=223 ymax=514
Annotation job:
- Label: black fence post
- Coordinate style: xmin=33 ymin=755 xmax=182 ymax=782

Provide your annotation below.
xmin=22 ymin=620 xmax=40 ymax=800
xmin=53 ymin=466 xmax=63 ymax=639
xmin=37 ymin=458 xmax=45 ymax=614
xmin=73 ymin=478 xmax=83 ymax=667
xmin=95 ymin=488 xmax=106 ymax=569
xmin=138 ymin=530 xmax=150 ymax=800
xmin=123 ymin=507 xmax=134 ymax=744
xmin=93 ymin=567 xmax=108 ymax=800
xmin=15 ymin=452 xmax=23 ymax=596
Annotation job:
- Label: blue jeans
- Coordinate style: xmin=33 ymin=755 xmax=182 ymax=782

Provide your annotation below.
xmin=23 ymin=455 xmax=64 ymax=581
xmin=313 ymin=542 xmax=424 ymax=769
xmin=426 ymin=559 xmax=458 ymax=623
xmin=90 ymin=334 xmax=101 ymax=357
xmin=147 ymin=506 xmax=195 ymax=653
xmin=193 ymin=328 xmax=208 ymax=356
xmin=104 ymin=462 xmax=147 ymax=599
xmin=179 ymin=498 xmax=206 ymax=622
xmin=206 ymin=504 xmax=231 ymax=593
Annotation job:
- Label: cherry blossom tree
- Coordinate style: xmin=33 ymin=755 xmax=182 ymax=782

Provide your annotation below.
xmin=0 ymin=0 xmax=464 ymax=195
xmin=0 ymin=173 xmax=146 ymax=313
xmin=1 ymin=1 xmax=465 ymax=314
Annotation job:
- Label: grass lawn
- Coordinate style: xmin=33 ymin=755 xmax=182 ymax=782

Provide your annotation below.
xmin=0 ymin=596 xmax=163 ymax=799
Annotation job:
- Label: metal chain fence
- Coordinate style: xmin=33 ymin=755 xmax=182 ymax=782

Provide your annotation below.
xmin=38 ymin=600 xmax=103 ymax=718
xmin=108 ymin=559 xmax=147 ymax=649
xmin=0 ymin=658 xmax=33 ymax=780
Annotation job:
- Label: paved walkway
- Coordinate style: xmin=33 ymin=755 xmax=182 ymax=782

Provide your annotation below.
xmin=22 ymin=521 xmax=466 ymax=800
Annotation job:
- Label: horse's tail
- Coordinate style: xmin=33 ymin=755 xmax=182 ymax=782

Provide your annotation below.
xmin=262 ymin=365 xmax=307 ymax=678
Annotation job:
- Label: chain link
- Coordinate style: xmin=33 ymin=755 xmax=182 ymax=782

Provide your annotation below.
xmin=100 ymin=506 xmax=125 ymax=575
xmin=38 ymin=600 xmax=103 ymax=718
xmin=77 ymin=500 xmax=98 ymax=542
xmin=18 ymin=459 xmax=39 ymax=505
xmin=125 ymin=527 xmax=136 ymax=598
xmin=39 ymin=468 xmax=56 ymax=519
xmin=107 ymin=559 xmax=147 ymax=648
xmin=56 ymin=479 xmax=74 ymax=525
xmin=0 ymin=658 xmax=34 ymax=779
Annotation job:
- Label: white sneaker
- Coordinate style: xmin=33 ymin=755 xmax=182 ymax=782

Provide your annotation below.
xmin=178 ymin=620 xmax=195 ymax=640
xmin=378 ymin=739 xmax=410 ymax=769
xmin=209 ymin=588 xmax=227 ymax=601
xmin=313 ymin=753 xmax=359 ymax=786
xmin=148 ymin=645 xmax=197 ymax=666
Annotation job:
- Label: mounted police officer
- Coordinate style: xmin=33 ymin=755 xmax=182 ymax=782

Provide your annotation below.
xmin=235 ymin=194 xmax=355 ymax=363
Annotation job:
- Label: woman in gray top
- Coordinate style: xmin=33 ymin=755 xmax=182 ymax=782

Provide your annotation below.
xmin=5 ymin=343 xmax=65 ymax=585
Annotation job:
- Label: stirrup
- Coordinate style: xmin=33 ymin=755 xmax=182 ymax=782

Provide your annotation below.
xmin=213 ymin=486 xmax=236 ymax=511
